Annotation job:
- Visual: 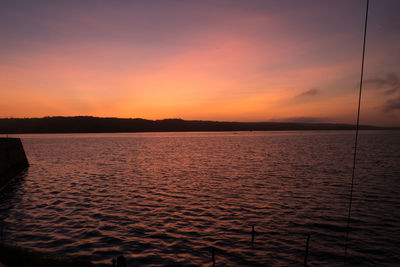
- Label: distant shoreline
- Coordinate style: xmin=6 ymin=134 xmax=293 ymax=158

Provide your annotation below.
xmin=0 ymin=116 xmax=397 ymax=134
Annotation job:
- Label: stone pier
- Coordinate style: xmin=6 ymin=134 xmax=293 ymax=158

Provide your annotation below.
xmin=0 ymin=138 xmax=29 ymax=189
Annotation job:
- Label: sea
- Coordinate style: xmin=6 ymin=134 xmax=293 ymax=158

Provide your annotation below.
xmin=0 ymin=130 xmax=399 ymax=266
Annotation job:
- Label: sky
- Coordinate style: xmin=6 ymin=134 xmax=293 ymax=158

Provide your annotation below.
xmin=0 ymin=0 xmax=399 ymax=126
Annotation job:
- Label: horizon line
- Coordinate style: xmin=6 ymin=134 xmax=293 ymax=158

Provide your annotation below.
xmin=1 ymin=115 xmax=399 ymax=128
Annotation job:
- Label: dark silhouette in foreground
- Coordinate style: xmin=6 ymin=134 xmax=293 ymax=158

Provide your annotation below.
xmin=0 ymin=138 xmax=29 ymax=189
xmin=0 ymin=243 xmax=95 ymax=267
xmin=111 ymin=256 xmax=126 ymax=267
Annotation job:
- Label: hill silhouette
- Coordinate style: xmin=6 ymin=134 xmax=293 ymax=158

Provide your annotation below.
xmin=0 ymin=116 xmax=387 ymax=134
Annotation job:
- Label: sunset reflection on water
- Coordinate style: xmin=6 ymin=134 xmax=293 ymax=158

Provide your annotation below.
xmin=0 ymin=131 xmax=399 ymax=266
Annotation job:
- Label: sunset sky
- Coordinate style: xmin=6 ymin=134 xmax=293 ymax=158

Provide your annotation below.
xmin=1 ymin=0 xmax=399 ymax=126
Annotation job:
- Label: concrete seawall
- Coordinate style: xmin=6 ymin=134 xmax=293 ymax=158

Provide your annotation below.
xmin=0 ymin=138 xmax=29 ymax=189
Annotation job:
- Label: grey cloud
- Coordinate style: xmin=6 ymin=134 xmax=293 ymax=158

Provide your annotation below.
xmin=295 ymin=89 xmax=319 ymax=98
xmin=366 ymin=73 xmax=399 ymax=94
xmin=383 ymin=96 xmax=400 ymax=112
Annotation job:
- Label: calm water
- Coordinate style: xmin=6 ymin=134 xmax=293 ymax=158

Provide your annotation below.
xmin=0 ymin=131 xmax=399 ymax=266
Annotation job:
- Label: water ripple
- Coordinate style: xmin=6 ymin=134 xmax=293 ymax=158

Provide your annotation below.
xmin=0 ymin=131 xmax=399 ymax=266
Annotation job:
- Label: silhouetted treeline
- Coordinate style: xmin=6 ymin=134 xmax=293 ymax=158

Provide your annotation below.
xmin=0 ymin=116 xmax=387 ymax=134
